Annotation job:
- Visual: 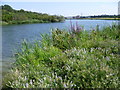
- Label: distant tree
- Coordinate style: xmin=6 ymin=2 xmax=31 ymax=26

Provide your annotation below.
xmin=19 ymin=9 xmax=25 ymax=12
xmin=2 ymin=5 xmax=13 ymax=11
xmin=1 ymin=4 xmax=65 ymax=24
xmin=12 ymin=13 xmax=28 ymax=20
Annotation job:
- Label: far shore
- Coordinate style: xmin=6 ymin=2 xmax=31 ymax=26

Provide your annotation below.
xmin=1 ymin=18 xmax=120 ymax=26
xmin=0 ymin=20 xmax=65 ymax=26
xmin=67 ymin=18 xmax=120 ymax=20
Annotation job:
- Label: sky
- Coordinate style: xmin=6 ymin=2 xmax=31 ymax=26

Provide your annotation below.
xmin=0 ymin=0 xmax=119 ymax=16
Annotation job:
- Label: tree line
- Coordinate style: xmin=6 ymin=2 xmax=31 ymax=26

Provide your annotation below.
xmin=0 ymin=5 xmax=65 ymax=24
xmin=66 ymin=15 xmax=120 ymax=19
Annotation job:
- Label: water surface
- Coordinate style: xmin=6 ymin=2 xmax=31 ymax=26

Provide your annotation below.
xmin=1 ymin=19 xmax=118 ymax=76
xmin=2 ymin=19 xmax=117 ymax=59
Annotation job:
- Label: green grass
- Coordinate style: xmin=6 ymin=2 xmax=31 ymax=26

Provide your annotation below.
xmin=0 ymin=19 xmax=51 ymax=25
xmin=0 ymin=21 xmax=8 ymax=25
xmin=2 ymin=24 xmax=120 ymax=88
xmin=0 ymin=19 xmax=64 ymax=25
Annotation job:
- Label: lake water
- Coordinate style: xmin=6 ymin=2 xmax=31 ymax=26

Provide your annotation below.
xmin=1 ymin=19 xmax=118 ymax=80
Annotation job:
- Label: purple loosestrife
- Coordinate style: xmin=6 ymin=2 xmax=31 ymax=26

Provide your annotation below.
xmin=70 ymin=21 xmax=83 ymax=35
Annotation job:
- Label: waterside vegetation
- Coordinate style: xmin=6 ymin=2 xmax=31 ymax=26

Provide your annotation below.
xmin=67 ymin=15 xmax=120 ymax=20
xmin=0 ymin=5 xmax=65 ymax=25
xmin=2 ymin=24 xmax=120 ymax=88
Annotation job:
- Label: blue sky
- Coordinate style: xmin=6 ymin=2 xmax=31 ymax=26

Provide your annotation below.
xmin=1 ymin=1 xmax=118 ymax=16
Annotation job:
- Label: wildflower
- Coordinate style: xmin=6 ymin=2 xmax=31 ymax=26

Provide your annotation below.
xmin=26 ymin=83 xmax=29 ymax=88
xmin=30 ymin=80 xmax=33 ymax=85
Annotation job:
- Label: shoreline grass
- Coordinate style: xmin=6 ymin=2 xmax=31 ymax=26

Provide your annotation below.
xmin=76 ymin=18 xmax=120 ymax=20
xmin=0 ymin=19 xmax=65 ymax=26
xmin=2 ymin=24 xmax=120 ymax=88
xmin=1 ymin=18 xmax=119 ymax=26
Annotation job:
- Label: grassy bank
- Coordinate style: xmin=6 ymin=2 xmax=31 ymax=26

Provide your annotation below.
xmin=0 ymin=19 xmax=56 ymax=25
xmin=1 ymin=5 xmax=65 ymax=25
xmin=0 ymin=21 xmax=8 ymax=25
xmin=2 ymin=24 xmax=120 ymax=88
xmin=78 ymin=18 xmax=120 ymax=20
xmin=0 ymin=19 xmax=65 ymax=25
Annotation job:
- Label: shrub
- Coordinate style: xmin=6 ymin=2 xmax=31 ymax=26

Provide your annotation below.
xmin=2 ymin=24 xmax=120 ymax=88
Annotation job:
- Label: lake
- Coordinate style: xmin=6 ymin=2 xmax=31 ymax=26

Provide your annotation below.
xmin=1 ymin=19 xmax=118 ymax=77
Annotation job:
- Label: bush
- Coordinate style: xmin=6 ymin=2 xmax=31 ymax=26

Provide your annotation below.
xmin=2 ymin=25 xmax=120 ymax=88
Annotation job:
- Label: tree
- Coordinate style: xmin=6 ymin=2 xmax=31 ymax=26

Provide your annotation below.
xmin=2 ymin=5 xmax=13 ymax=12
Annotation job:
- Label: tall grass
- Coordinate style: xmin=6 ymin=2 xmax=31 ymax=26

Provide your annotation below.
xmin=2 ymin=24 xmax=120 ymax=88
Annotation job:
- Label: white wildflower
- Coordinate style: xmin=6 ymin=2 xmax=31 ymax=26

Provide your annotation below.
xmin=26 ymin=83 xmax=29 ymax=88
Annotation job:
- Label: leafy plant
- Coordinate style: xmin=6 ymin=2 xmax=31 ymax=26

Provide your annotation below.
xmin=2 ymin=24 xmax=120 ymax=88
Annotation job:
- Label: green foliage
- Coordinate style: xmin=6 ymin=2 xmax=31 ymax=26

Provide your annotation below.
xmin=3 ymin=25 xmax=120 ymax=88
xmin=1 ymin=5 xmax=65 ymax=25
xmin=1 ymin=5 xmax=13 ymax=12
